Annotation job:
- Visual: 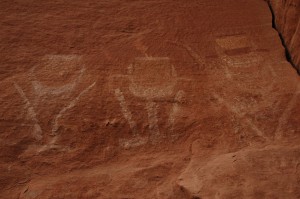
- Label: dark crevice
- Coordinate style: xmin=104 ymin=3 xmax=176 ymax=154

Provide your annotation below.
xmin=266 ymin=1 xmax=299 ymax=74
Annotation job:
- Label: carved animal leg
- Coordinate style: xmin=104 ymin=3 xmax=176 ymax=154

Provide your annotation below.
xmin=114 ymin=88 xmax=138 ymax=136
xmin=168 ymin=90 xmax=185 ymax=140
xmin=14 ymin=82 xmax=43 ymax=141
xmin=145 ymin=101 xmax=160 ymax=143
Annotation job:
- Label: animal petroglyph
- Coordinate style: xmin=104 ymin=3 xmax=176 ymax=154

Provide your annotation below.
xmin=111 ymin=57 xmax=187 ymax=147
xmin=14 ymin=55 xmax=96 ymax=150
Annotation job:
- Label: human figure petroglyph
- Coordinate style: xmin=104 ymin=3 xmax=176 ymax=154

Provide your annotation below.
xmin=110 ymin=57 xmax=187 ymax=147
xmin=14 ymin=55 xmax=96 ymax=150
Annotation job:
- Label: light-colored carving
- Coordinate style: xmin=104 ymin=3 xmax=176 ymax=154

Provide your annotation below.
xmin=14 ymin=82 xmax=42 ymax=141
xmin=168 ymin=90 xmax=185 ymax=135
xmin=215 ymin=35 xmax=263 ymax=68
xmin=112 ymin=57 xmax=187 ymax=147
xmin=30 ymin=55 xmax=85 ymax=98
xmin=14 ymin=55 xmax=95 ymax=150
xmin=119 ymin=136 xmax=148 ymax=149
xmin=114 ymin=88 xmax=138 ymax=136
xmin=145 ymin=101 xmax=160 ymax=142
xmin=128 ymin=57 xmax=177 ymax=99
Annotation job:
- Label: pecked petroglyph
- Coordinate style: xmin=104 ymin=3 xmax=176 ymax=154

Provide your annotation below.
xmin=14 ymin=55 xmax=95 ymax=149
xmin=168 ymin=90 xmax=185 ymax=136
xmin=114 ymin=88 xmax=138 ymax=136
xmin=30 ymin=55 xmax=85 ymax=98
xmin=119 ymin=136 xmax=148 ymax=149
xmin=215 ymin=35 xmax=264 ymax=68
xmin=128 ymin=57 xmax=178 ymax=99
xmin=112 ymin=57 xmax=187 ymax=147
xmin=145 ymin=101 xmax=160 ymax=142
xmin=13 ymin=82 xmax=43 ymax=141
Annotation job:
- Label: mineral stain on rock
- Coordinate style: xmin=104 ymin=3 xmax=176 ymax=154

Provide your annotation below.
xmin=0 ymin=0 xmax=299 ymax=198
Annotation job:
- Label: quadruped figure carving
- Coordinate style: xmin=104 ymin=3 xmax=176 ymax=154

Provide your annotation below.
xmin=14 ymin=55 xmax=96 ymax=151
xmin=111 ymin=57 xmax=186 ymax=147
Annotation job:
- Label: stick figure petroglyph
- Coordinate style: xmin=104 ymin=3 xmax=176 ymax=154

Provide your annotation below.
xmin=110 ymin=57 xmax=187 ymax=147
xmin=14 ymin=55 xmax=96 ymax=151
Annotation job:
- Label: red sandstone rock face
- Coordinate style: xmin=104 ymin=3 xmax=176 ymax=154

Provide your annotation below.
xmin=0 ymin=0 xmax=299 ymax=198
xmin=268 ymin=0 xmax=300 ymax=72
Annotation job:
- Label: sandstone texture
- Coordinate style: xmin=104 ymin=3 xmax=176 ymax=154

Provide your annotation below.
xmin=268 ymin=0 xmax=300 ymax=72
xmin=0 ymin=0 xmax=300 ymax=198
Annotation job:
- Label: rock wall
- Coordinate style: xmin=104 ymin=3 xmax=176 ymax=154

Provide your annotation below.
xmin=268 ymin=0 xmax=300 ymax=72
xmin=0 ymin=0 xmax=300 ymax=198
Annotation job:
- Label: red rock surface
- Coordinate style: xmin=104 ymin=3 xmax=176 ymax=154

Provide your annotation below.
xmin=0 ymin=0 xmax=299 ymax=198
xmin=268 ymin=0 xmax=300 ymax=72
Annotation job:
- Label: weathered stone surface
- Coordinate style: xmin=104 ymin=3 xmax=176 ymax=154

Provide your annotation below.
xmin=0 ymin=0 xmax=299 ymax=198
xmin=178 ymin=144 xmax=300 ymax=198
xmin=268 ymin=0 xmax=300 ymax=72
